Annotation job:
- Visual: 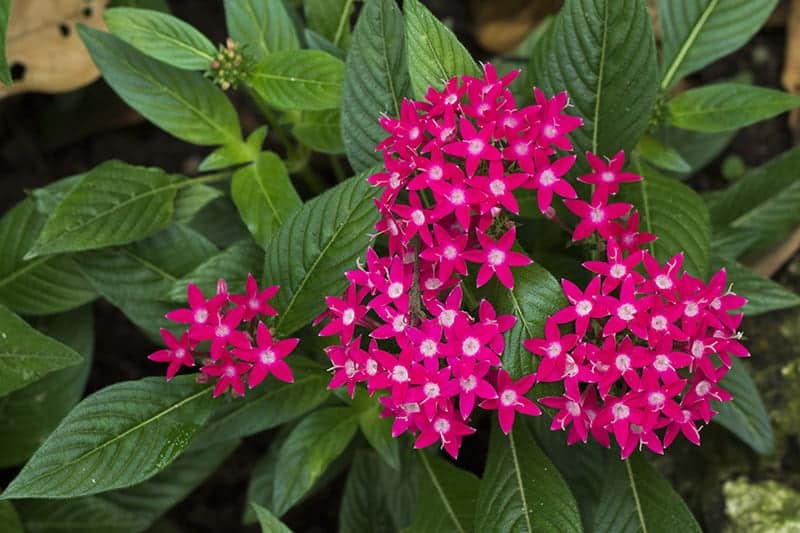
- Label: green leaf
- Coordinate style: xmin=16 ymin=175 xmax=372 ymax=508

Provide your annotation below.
xmin=16 ymin=440 xmax=238 ymax=533
xmin=408 ymin=451 xmax=480 ymax=533
xmin=710 ymin=227 xmax=761 ymax=260
xmin=224 ymin=0 xmax=299 ymax=64
xmin=305 ymin=29 xmax=347 ymax=60
xmin=659 ymin=0 xmax=779 ymax=89
xmin=0 ymin=501 xmax=22 ymax=533
xmin=272 ymin=406 xmax=359 ymax=516
xmin=77 ymin=225 xmax=217 ymax=339
xmin=0 ymin=0 xmax=11 ymax=85
xmin=264 ymin=173 xmax=380 ymax=336
xmin=530 ymin=0 xmax=658 ymax=166
xmin=489 ymin=263 xmax=565 ymax=379
xmin=199 ymin=126 xmax=265 ymax=172
xmin=292 ymin=110 xmax=345 ymax=154
xmin=0 ymin=199 xmax=95 ymax=316
xmin=168 ymin=239 xmax=264 ymax=302
xmin=244 ymin=426 xmax=291 ymax=524
xmin=0 ymin=307 xmax=94 ymax=468
xmin=78 ymin=26 xmax=241 ymax=146
xmin=231 ymin=151 xmax=302 ymax=247
xmin=342 ymin=0 xmax=410 ymax=172
xmin=635 ymin=135 xmax=691 ymax=173
xmin=707 ymin=147 xmax=800 ymax=252
xmin=380 ymin=443 xmax=418 ymax=530
xmin=250 ymin=50 xmax=344 ymax=111
xmin=191 ymin=356 xmax=329 ymax=448
xmin=0 ymin=305 xmax=83 ymax=398
xmin=668 ymin=83 xmax=800 ymax=132
xmin=340 ymin=450 xmax=395 ymax=533
xmin=712 ymin=256 xmax=800 ymax=316
xmin=1 ymin=376 xmax=215 ymax=499
xmin=655 ymin=124 xmax=737 ymax=178
xmin=28 ymin=161 xmax=181 ymax=257
xmin=173 ymin=183 xmax=224 ymax=224
xmin=476 ymin=422 xmax=583 ymax=533
xmin=304 ymin=0 xmax=354 ymax=48
xmin=252 ymin=503 xmax=293 ymax=533
xmin=359 ymin=405 xmax=400 ymax=469
xmin=404 ymin=0 xmax=479 ymax=99
xmin=713 ymin=358 xmax=774 ymax=455
xmin=620 ymin=159 xmax=711 ymax=277
xmin=104 ymin=7 xmax=216 ymax=70
xmin=591 ymin=454 xmax=701 ymax=532
xmin=188 ymin=196 xmax=251 ymax=248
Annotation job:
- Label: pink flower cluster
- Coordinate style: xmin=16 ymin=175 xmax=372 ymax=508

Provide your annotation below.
xmin=526 ymin=154 xmax=749 ymax=459
xmin=318 ymin=64 xmax=584 ymax=458
xmin=149 ymin=274 xmax=299 ymax=397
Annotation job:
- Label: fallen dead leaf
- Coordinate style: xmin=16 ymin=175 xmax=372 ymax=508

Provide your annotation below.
xmin=471 ymin=0 xmax=561 ymax=54
xmin=747 ymin=224 xmax=800 ymax=278
xmin=0 ymin=0 xmax=108 ymax=98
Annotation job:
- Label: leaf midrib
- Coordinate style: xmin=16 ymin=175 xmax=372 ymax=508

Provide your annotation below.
xmin=419 ymin=451 xmax=466 ymax=533
xmin=115 ymin=19 xmax=214 ymax=62
xmin=625 ymin=459 xmax=648 ymax=533
xmin=333 ymin=0 xmax=355 ymax=47
xmin=509 ymin=430 xmax=533 ymax=532
xmin=252 ymin=71 xmax=341 ymax=88
xmin=591 ymin=0 xmax=610 ymax=154
xmin=660 ymin=0 xmax=720 ymax=90
xmin=377 ymin=1 xmax=401 ymax=117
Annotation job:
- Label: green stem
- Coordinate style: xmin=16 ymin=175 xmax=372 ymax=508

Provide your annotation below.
xmin=329 ymin=155 xmax=347 ymax=182
xmin=246 ymin=88 xmax=294 ymax=153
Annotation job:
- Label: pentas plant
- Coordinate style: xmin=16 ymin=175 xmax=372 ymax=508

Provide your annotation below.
xmin=318 ymin=63 xmax=748 ymax=461
xmin=149 ymin=274 xmax=299 ymax=397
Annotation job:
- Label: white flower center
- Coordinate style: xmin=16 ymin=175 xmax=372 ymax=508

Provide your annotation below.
xmin=543 ymin=125 xmax=557 ymax=138
xmin=539 ymin=169 xmax=557 ymax=186
xmin=433 ymin=418 xmax=450 ymax=433
xmin=430 ymin=166 xmax=443 ymax=180
xmin=601 ymin=171 xmax=615 ymax=183
xmin=589 ymin=207 xmax=605 ymax=224
xmin=408 ymin=126 xmax=420 ymax=140
xmin=440 ymin=127 xmax=455 ymax=141
xmin=564 ymin=356 xmax=579 ymax=377
xmin=655 ymin=274 xmax=673 ymax=290
xmin=249 ymin=298 xmax=260 ymax=310
xmin=342 ymin=308 xmax=356 ymax=326
xmin=392 ymin=365 xmax=409 ymax=383
xmin=449 ymin=188 xmax=466 ymax=205
xmin=566 ymin=400 xmax=581 ymax=416
xmin=615 ymin=353 xmax=631 ymax=372
xmin=695 ymin=380 xmax=711 ymax=396
xmin=439 ymin=309 xmax=456 ymax=327
xmin=468 ymin=139 xmax=485 ymax=155
xmin=424 ymin=383 xmax=440 ymax=398
xmin=546 ymin=342 xmax=562 ymax=358
xmin=648 ymin=392 xmax=665 ymax=408
xmin=691 ymin=340 xmax=705 ymax=358
xmin=224 ymin=365 xmax=237 ymax=378
xmin=487 ymin=249 xmax=506 ymax=266
xmin=631 ymin=423 xmax=643 ymax=435
xmin=610 ymin=264 xmax=627 ymax=278
xmin=411 ymin=209 xmax=425 ymax=225
xmin=612 ymin=403 xmax=630 ymax=420
xmin=650 ymin=315 xmax=668 ymax=331
xmin=710 ymin=297 xmax=722 ymax=310
xmin=618 ymin=303 xmax=636 ymax=321
xmin=174 ymin=348 xmax=186 ymax=359
xmin=444 ymin=94 xmax=458 ymax=105
xmin=194 ymin=308 xmax=208 ymax=323
xmin=653 ymin=354 xmax=670 ymax=371
xmin=344 ymin=359 xmax=356 ymax=378
xmin=462 ymin=336 xmax=480 ymax=356
xmin=260 ymin=349 xmax=276 ymax=365
xmin=389 ymin=172 xmax=401 ymax=189
xmin=420 ymin=339 xmax=438 ymax=357
xmin=392 ymin=315 xmax=407 ymax=332
xmin=365 ymin=358 xmax=378 ymax=376
xmin=425 ymin=277 xmax=443 ymax=290
xmin=490 ymin=179 xmax=506 ymax=196
xmin=685 ymin=301 xmax=699 ymax=317
xmin=387 ymin=282 xmax=404 ymax=299
xmin=500 ymin=389 xmax=518 ymax=406
xmin=514 ymin=142 xmax=529 ymax=156
xmin=575 ymin=299 xmax=593 ymax=317
xmin=215 ymin=324 xmax=230 ymax=338
xmin=443 ymin=245 xmax=457 ymax=260
xmin=460 ymin=375 xmax=477 ymax=392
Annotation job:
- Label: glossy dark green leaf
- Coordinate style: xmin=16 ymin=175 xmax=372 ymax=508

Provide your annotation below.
xmin=0 ymin=307 xmax=94 ymax=468
xmin=224 ymin=0 xmax=299 ymax=63
xmin=340 ymin=450 xmax=395 ymax=533
xmin=0 ymin=501 xmax=23 ymax=533
xmin=619 ymin=159 xmax=711 ymax=277
xmin=0 ymin=0 xmax=11 ymax=85
xmin=713 ymin=358 xmax=774 ymax=455
xmin=272 ymin=407 xmax=359 ymax=516
xmin=264 ymin=173 xmax=380 ymax=336
xmin=408 ymin=451 xmax=480 ymax=533
xmin=404 ymin=0 xmax=479 ymax=98
xmin=476 ymin=422 xmax=582 ymax=533
xmin=304 ymin=0 xmax=354 ymax=48
xmin=380 ymin=443 xmax=418 ymax=530
xmin=250 ymin=50 xmax=344 ymax=111
xmin=28 ymin=161 xmax=180 ymax=258
xmin=252 ymin=503 xmax=292 ymax=533
xmin=659 ymin=0 xmax=779 ymax=89
xmin=105 ymin=7 xmax=216 ymax=70
xmin=635 ymin=135 xmax=691 ymax=173
xmin=342 ymin=0 xmax=410 ymax=172
xmin=172 ymin=183 xmax=223 ymax=224
xmin=188 ymin=196 xmax=251 ymax=248
xmin=293 ymin=110 xmax=345 ymax=154
xmin=530 ymin=0 xmax=657 ymax=168
xmin=668 ymin=84 xmax=800 ymax=132
xmin=359 ymin=405 xmax=400 ymax=469
xmin=79 ymin=26 xmax=241 ymax=146
xmin=0 ymin=199 xmax=95 ymax=316
xmin=0 ymin=305 xmax=83 ymax=398
xmin=198 ymin=126 xmax=265 ymax=172
xmin=243 ymin=427 xmax=291 ymax=524
xmin=712 ymin=256 xmax=800 ymax=316
xmin=231 ymin=151 xmax=302 ymax=247
xmin=1 ymin=376 xmax=215 ymax=499
xmin=655 ymin=124 xmax=737 ymax=178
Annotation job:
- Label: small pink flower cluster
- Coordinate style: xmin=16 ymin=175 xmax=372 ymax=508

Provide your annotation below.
xmin=317 ymin=64 xmax=583 ymax=458
xmin=526 ymin=154 xmax=749 ymax=459
xmin=149 ymin=274 xmax=299 ymax=397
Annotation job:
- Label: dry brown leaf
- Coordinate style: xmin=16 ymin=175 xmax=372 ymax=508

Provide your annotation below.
xmin=0 ymin=0 xmax=108 ymax=98
xmin=747 ymin=224 xmax=800 ymax=278
xmin=784 ymin=0 xmax=800 ymax=130
xmin=471 ymin=0 xmax=561 ymax=54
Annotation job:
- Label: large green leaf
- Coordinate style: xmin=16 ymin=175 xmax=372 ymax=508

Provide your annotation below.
xmin=530 ymin=0 xmax=657 ymax=167
xmin=340 ymin=450 xmax=395 ymax=533
xmin=476 ymin=422 xmax=583 ymax=533
xmin=659 ymin=0 xmax=779 ymax=89
xmin=304 ymin=0 xmax=354 ymax=48
xmin=188 ymin=196 xmax=251 ymax=248
xmin=77 ymin=224 xmax=217 ymax=340
xmin=655 ymin=124 xmax=737 ymax=178
xmin=272 ymin=406 xmax=359 ymax=516
xmin=591 ymin=455 xmax=701 ymax=532
xmin=78 ymin=26 xmax=241 ymax=146
xmin=168 ymin=239 xmax=264 ymax=302
xmin=16 ymin=440 xmax=238 ymax=533
xmin=191 ymin=356 xmax=329 ymax=448
xmin=198 ymin=126 xmax=266 ymax=172
xmin=0 ymin=307 xmax=94 ymax=468
xmin=250 ymin=50 xmax=344 ymax=111
xmin=408 ymin=451 xmax=480 ymax=533
xmin=403 ymin=0 xmax=479 ymax=99
xmin=231 ymin=151 xmax=301 ymax=248
xmin=252 ymin=503 xmax=293 ymax=533
xmin=0 ymin=305 xmax=83 ymax=398
xmin=0 ymin=0 xmax=11 ymax=85
xmin=293 ymin=110 xmax=345 ymax=154
xmin=489 ymin=264 xmax=565 ymax=379
xmin=0 ymin=199 xmax=95 ymax=316
xmin=1 ymin=376 xmax=215 ymax=499
xmin=380 ymin=444 xmax=418 ymax=530
xmin=707 ymin=148 xmax=800 ymax=252
xmin=244 ymin=427 xmax=291 ymax=524
xmin=668 ymin=84 xmax=800 ymax=132
xmin=28 ymin=161 xmax=180 ymax=258
xmin=713 ymin=358 xmax=774 ymax=455
xmin=264 ymin=173 xmax=380 ymax=336
xmin=712 ymin=256 xmax=800 ymax=316
xmin=104 ymin=7 xmax=216 ymax=70
xmin=358 ymin=402 xmax=401 ymax=470
xmin=620 ymin=159 xmax=711 ymax=277
xmin=224 ymin=0 xmax=299 ymax=63
xmin=342 ymin=0 xmax=410 ymax=172
xmin=0 ymin=501 xmax=23 ymax=533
